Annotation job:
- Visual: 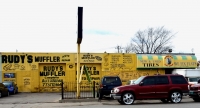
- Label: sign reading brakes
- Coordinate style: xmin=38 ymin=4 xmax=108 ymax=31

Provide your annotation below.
xmin=1 ymin=55 xmax=60 ymax=63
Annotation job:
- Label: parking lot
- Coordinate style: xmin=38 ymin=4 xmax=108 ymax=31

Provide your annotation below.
xmin=0 ymin=92 xmax=195 ymax=104
xmin=0 ymin=93 xmax=200 ymax=108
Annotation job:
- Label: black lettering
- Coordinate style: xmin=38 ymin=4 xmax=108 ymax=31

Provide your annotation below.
xmin=62 ymin=71 xmax=65 ymax=76
xmin=143 ymin=63 xmax=159 ymax=67
xmin=35 ymin=56 xmax=60 ymax=62
xmin=14 ymin=55 xmax=20 ymax=63
xmin=40 ymin=71 xmax=65 ymax=76
xmin=55 ymin=66 xmax=58 ymax=71
xmin=42 ymin=56 xmax=45 ymax=62
xmin=8 ymin=55 xmax=14 ymax=63
xmin=58 ymin=71 xmax=62 ymax=76
xmin=57 ymin=56 xmax=60 ymax=62
xmin=27 ymin=55 xmax=33 ymax=63
xmin=60 ymin=66 xmax=63 ymax=71
xmin=43 ymin=66 xmax=47 ymax=71
xmin=40 ymin=72 xmax=50 ymax=76
xmin=2 ymin=55 xmax=7 ymax=63
xmin=42 ymin=83 xmax=61 ymax=87
xmin=156 ymin=63 xmax=159 ymax=66
xmin=35 ymin=56 xmax=41 ymax=62
xmin=20 ymin=55 xmax=25 ymax=63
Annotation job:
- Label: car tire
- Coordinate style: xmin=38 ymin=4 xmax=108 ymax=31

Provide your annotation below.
xmin=193 ymin=98 xmax=200 ymax=102
xmin=161 ymin=99 xmax=169 ymax=103
xmin=0 ymin=92 xmax=2 ymax=98
xmin=121 ymin=92 xmax=135 ymax=105
xmin=170 ymin=91 xmax=182 ymax=103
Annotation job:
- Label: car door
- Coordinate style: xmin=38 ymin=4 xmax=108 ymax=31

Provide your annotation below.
xmin=0 ymin=83 xmax=7 ymax=96
xmin=155 ymin=76 xmax=170 ymax=98
xmin=137 ymin=76 xmax=156 ymax=99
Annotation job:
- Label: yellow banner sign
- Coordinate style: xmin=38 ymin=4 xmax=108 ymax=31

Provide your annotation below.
xmin=163 ymin=55 xmax=197 ymax=68
xmin=137 ymin=59 xmax=162 ymax=68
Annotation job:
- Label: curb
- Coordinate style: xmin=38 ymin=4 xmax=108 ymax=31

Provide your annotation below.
xmin=59 ymin=98 xmax=100 ymax=103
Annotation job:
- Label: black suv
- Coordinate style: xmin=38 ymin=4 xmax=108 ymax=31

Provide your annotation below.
xmin=97 ymin=76 xmax=122 ymax=99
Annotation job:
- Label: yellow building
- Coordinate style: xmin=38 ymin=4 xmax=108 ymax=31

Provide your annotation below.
xmin=0 ymin=52 xmax=197 ymax=92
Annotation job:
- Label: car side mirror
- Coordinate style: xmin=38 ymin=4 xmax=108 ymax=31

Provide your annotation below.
xmin=139 ymin=82 xmax=144 ymax=86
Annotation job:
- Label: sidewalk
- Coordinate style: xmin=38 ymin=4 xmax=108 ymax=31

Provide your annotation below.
xmin=59 ymin=98 xmax=100 ymax=103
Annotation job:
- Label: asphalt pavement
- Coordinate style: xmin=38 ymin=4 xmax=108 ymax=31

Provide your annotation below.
xmin=0 ymin=92 xmax=194 ymax=104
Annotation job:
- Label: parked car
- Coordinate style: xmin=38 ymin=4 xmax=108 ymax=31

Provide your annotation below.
xmin=189 ymin=79 xmax=200 ymax=102
xmin=126 ymin=79 xmax=136 ymax=85
xmin=110 ymin=74 xmax=189 ymax=105
xmin=0 ymin=82 xmax=10 ymax=98
xmin=2 ymin=81 xmax=18 ymax=94
xmin=97 ymin=76 xmax=122 ymax=99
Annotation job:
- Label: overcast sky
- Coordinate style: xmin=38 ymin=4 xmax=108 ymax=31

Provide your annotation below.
xmin=0 ymin=0 xmax=200 ymax=59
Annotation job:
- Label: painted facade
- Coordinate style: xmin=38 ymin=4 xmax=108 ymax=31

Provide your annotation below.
xmin=0 ymin=52 xmax=197 ymax=92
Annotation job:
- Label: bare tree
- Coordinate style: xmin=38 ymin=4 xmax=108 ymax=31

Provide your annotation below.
xmin=123 ymin=44 xmax=132 ymax=53
xmin=129 ymin=26 xmax=176 ymax=53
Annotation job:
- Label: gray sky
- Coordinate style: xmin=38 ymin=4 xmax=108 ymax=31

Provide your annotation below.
xmin=0 ymin=0 xmax=200 ymax=59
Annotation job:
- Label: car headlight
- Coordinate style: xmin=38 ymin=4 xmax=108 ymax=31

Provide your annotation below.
xmin=114 ymin=88 xmax=120 ymax=93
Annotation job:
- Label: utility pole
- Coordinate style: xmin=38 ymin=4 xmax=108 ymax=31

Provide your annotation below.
xmin=115 ymin=45 xmax=123 ymax=53
xmin=76 ymin=7 xmax=83 ymax=99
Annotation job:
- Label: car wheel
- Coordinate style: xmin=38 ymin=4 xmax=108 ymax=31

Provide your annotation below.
xmin=121 ymin=92 xmax=134 ymax=105
xmin=193 ymin=98 xmax=200 ymax=102
xmin=0 ymin=92 xmax=2 ymax=98
xmin=161 ymin=99 xmax=169 ymax=103
xmin=170 ymin=91 xmax=182 ymax=103
xmin=117 ymin=99 xmax=124 ymax=104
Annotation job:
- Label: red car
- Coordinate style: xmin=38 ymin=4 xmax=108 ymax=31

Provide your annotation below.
xmin=110 ymin=74 xmax=189 ymax=105
xmin=189 ymin=82 xmax=200 ymax=102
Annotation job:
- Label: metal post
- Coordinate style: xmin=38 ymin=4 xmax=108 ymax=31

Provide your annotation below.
xmin=93 ymin=81 xmax=95 ymax=98
xmin=61 ymin=81 xmax=64 ymax=99
xmin=77 ymin=44 xmax=80 ymax=98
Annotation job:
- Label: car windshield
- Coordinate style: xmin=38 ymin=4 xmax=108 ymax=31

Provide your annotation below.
xmin=189 ymin=78 xmax=200 ymax=82
xmin=3 ymin=82 xmax=12 ymax=87
xmin=133 ymin=76 xmax=145 ymax=84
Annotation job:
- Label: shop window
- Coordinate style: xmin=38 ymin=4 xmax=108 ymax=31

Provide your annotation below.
xmin=4 ymin=73 xmax=16 ymax=78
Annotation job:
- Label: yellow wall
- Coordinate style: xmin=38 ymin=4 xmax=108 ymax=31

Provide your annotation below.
xmin=1 ymin=52 xmax=165 ymax=92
